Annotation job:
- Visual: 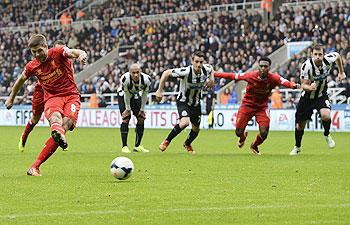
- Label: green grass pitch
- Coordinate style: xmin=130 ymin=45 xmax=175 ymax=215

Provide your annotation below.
xmin=0 ymin=126 xmax=349 ymax=224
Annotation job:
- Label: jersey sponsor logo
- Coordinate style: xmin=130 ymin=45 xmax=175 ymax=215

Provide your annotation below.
xmin=41 ymin=68 xmax=63 ymax=84
xmin=313 ymin=71 xmax=329 ymax=81
xmin=313 ymin=64 xmax=331 ymax=81
xmin=187 ymin=82 xmax=205 ymax=90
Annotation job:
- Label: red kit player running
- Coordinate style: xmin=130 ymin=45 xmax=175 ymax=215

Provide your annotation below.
xmin=214 ymin=57 xmax=300 ymax=155
xmin=5 ymin=34 xmax=87 ymax=176
xmin=18 ymin=40 xmax=68 ymax=152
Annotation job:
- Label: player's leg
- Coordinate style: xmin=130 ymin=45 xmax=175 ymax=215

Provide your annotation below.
xmin=132 ymin=98 xmax=149 ymax=153
xmin=60 ymin=95 xmax=81 ymax=150
xmin=235 ymin=106 xmax=252 ymax=148
xmin=27 ymin=97 xmax=62 ymax=176
xmin=19 ymin=113 xmax=42 ymax=151
xmin=183 ymin=105 xmax=201 ymax=154
xmin=28 ymin=108 xmax=75 ymax=176
xmin=19 ymin=86 xmax=45 ymax=151
xmin=250 ymin=108 xmax=270 ymax=155
xmin=44 ymin=97 xmax=68 ymax=149
xmin=27 ymin=136 xmax=59 ymax=176
xmin=291 ymin=98 xmax=314 ymax=155
xmin=317 ymin=96 xmax=335 ymax=148
xmin=159 ymin=101 xmax=190 ymax=151
xmin=294 ymin=120 xmax=307 ymax=148
xmin=118 ymin=95 xmax=131 ymax=153
xmin=50 ymin=111 xmax=68 ymax=149
xmin=319 ymin=108 xmax=335 ymax=148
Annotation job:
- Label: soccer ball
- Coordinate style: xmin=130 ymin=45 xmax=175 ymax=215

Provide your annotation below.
xmin=110 ymin=157 xmax=134 ymax=180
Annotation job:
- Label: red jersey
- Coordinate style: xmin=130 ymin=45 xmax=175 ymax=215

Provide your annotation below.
xmin=24 ymin=47 xmax=79 ymax=101
xmin=215 ymin=71 xmax=296 ymax=108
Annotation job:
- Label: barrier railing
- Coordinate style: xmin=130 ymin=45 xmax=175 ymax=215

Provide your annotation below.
xmin=0 ymin=88 xmax=347 ymax=107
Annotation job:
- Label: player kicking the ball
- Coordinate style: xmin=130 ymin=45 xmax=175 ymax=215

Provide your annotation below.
xmin=6 ymin=34 xmax=87 ymax=176
xmin=18 ymin=40 xmax=68 ymax=152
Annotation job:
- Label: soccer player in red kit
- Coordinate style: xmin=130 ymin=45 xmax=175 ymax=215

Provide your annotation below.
xmin=214 ymin=57 xmax=300 ymax=155
xmin=5 ymin=34 xmax=87 ymax=176
xmin=18 ymin=40 xmax=68 ymax=152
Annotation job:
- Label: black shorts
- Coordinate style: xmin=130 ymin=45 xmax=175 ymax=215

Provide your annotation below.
xmin=295 ymin=95 xmax=331 ymax=122
xmin=177 ymin=101 xmax=201 ymax=127
xmin=118 ymin=94 xmax=141 ymax=119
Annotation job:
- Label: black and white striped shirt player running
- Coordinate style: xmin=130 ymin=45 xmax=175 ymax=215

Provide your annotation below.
xmin=118 ymin=63 xmax=152 ymax=153
xmin=155 ymin=51 xmax=214 ymax=154
xmin=291 ymin=44 xmax=347 ymax=155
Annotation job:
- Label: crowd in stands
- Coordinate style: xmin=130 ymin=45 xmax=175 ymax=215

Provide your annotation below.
xmin=0 ymin=0 xmax=83 ymax=27
xmin=0 ymin=0 xmax=350 ymax=109
xmin=83 ymin=0 xmax=250 ymax=21
xmin=81 ymin=0 xmax=350 ymax=107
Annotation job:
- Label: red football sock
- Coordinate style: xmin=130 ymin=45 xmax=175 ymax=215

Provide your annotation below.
xmin=31 ymin=137 xmax=59 ymax=168
xmin=252 ymin=134 xmax=264 ymax=148
xmin=22 ymin=119 xmax=36 ymax=141
xmin=50 ymin=122 xmax=65 ymax=135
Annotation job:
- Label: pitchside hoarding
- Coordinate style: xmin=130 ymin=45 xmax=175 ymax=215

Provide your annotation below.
xmin=0 ymin=108 xmax=349 ymax=132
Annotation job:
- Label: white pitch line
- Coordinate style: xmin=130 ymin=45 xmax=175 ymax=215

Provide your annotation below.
xmin=1 ymin=203 xmax=349 ymax=219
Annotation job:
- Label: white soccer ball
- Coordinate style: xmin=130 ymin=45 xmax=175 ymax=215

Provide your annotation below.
xmin=110 ymin=157 xmax=134 ymax=180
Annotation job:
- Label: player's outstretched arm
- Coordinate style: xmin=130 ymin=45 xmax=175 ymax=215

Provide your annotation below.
xmin=64 ymin=48 xmax=87 ymax=64
xmin=276 ymin=75 xmax=300 ymax=89
xmin=5 ymin=71 xmax=27 ymax=109
xmin=155 ymin=69 xmax=172 ymax=102
xmin=213 ymin=71 xmax=236 ymax=80
xmin=334 ymin=52 xmax=347 ymax=81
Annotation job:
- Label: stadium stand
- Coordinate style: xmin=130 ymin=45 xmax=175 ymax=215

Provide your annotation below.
xmin=0 ymin=0 xmax=349 ymax=108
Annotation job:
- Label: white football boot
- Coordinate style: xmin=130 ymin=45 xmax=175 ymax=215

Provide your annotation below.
xmin=290 ymin=146 xmax=301 ymax=155
xmin=324 ymin=135 xmax=335 ymax=149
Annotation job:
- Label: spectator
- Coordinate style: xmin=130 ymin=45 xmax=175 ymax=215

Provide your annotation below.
xmin=271 ymin=87 xmax=283 ymax=109
xmin=220 ymin=88 xmax=231 ymax=104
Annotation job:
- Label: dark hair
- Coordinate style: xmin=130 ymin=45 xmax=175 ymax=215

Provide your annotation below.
xmin=311 ymin=43 xmax=324 ymax=53
xmin=28 ymin=34 xmax=47 ymax=48
xmin=53 ymin=39 xmax=66 ymax=46
xmin=192 ymin=50 xmax=206 ymax=60
xmin=258 ymin=56 xmax=271 ymax=65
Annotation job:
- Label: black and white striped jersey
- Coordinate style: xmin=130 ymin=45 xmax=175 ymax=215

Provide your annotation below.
xmin=300 ymin=52 xmax=338 ymax=100
xmin=118 ymin=72 xmax=152 ymax=110
xmin=170 ymin=64 xmax=213 ymax=106
xmin=118 ymin=72 xmax=152 ymax=95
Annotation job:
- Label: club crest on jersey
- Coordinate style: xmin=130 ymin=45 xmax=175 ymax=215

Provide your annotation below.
xmin=181 ymin=111 xmax=188 ymax=117
xmin=51 ymin=60 xmax=57 ymax=68
xmin=36 ymin=69 xmax=43 ymax=75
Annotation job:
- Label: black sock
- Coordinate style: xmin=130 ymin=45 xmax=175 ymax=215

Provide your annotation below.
xmin=120 ymin=123 xmax=129 ymax=147
xmin=166 ymin=124 xmax=184 ymax=142
xmin=295 ymin=129 xmax=304 ymax=148
xmin=322 ymin=120 xmax=331 ymax=136
xmin=185 ymin=129 xmax=199 ymax=146
xmin=135 ymin=124 xmax=144 ymax=147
